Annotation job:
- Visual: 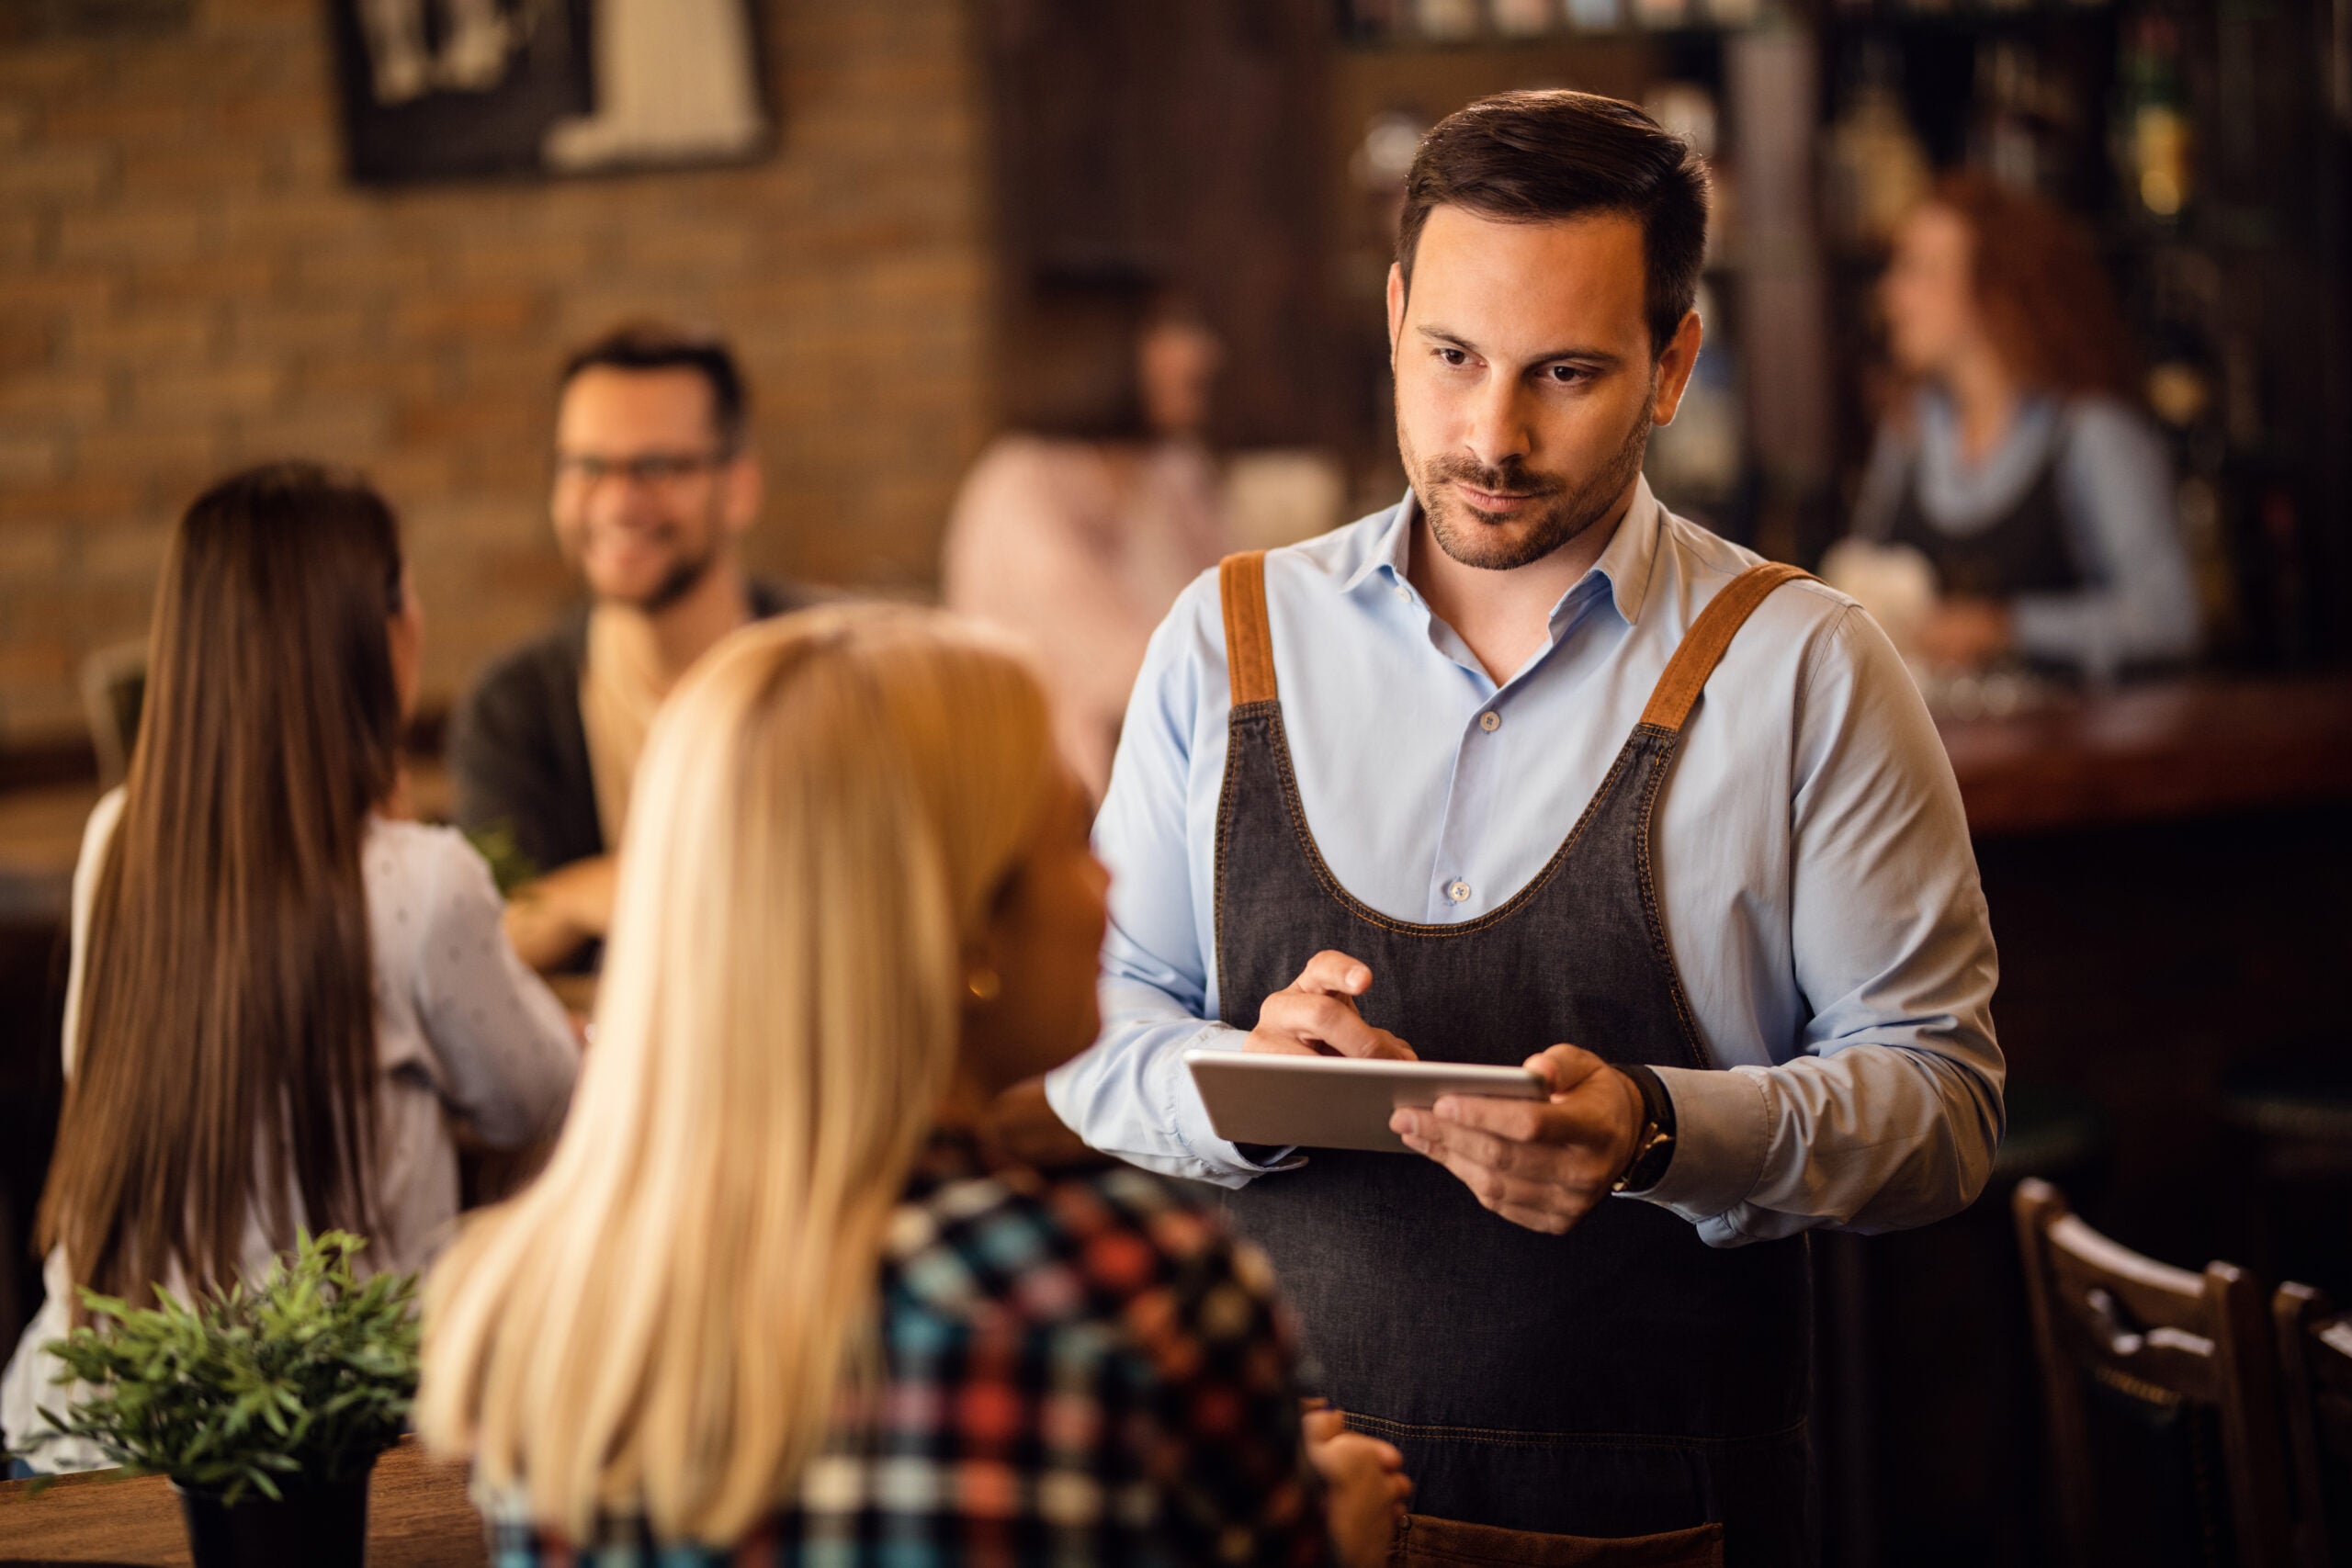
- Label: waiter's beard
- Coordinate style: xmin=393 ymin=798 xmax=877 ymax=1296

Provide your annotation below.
xmin=1404 ymin=374 xmax=1657 ymax=573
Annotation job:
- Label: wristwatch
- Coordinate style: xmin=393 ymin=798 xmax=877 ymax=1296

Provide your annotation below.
xmin=1611 ymin=1063 xmax=1678 ymax=1194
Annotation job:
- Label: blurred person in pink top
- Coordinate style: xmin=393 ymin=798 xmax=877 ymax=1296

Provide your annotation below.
xmin=943 ymin=276 xmax=1227 ymax=799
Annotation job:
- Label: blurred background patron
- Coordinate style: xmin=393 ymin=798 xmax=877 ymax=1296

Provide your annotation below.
xmin=4 ymin=467 xmax=578 ymax=1474
xmin=449 ymin=323 xmax=811 ymax=972
xmin=1844 ymin=173 xmax=2199 ymax=678
xmin=942 ymin=276 xmax=1228 ymax=798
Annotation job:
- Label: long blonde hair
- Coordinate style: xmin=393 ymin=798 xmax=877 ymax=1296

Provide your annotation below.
xmin=417 ymin=605 xmax=1056 ymax=1544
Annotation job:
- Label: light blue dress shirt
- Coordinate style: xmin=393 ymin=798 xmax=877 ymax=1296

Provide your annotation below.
xmin=1854 ymin=389 xmax=2200 ymax=674
xmin=1046 ymin=479 xmax=2006 ymax=1248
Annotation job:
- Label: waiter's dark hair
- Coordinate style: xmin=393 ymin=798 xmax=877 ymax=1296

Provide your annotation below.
xmin=559 ymin=320 xmax=749 ymax=452
xmin=1396 ymin=90 xmax=1711 ymax=357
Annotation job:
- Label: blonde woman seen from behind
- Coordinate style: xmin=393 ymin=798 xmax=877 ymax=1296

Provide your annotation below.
xmin=418 ymin=605 xmax=1410 ymax=1564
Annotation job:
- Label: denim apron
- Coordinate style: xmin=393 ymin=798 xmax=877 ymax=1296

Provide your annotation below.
xmin=1885 ymin=417 xmax=2082 ymax=600
xmin=1212 ymin=552 xmax=1816 ymax=1566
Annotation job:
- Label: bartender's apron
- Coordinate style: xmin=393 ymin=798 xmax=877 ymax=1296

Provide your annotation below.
xmin=1884 ymin=421 xmax=2083 ymax=600
xmin=1214 ymin=553 xmax=1815 ymax=1567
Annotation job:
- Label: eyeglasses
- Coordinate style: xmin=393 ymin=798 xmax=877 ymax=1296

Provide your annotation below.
xmin=552 ymin=449 xmax=736 ymax=488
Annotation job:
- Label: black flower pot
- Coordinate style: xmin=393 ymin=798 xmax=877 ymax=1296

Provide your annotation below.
xmin=173 ymin=1460 xmax=374 ymax=1568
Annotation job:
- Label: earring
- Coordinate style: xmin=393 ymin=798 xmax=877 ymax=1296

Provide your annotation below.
xmin=965 ymin=966 xmax=1001 ymax=1002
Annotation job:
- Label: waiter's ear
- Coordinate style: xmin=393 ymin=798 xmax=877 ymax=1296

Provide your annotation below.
xmin=1385 ymin=263 xmax=1406 ymax=361
xmin=1649 ymin=310 xmax=1705 ymax=427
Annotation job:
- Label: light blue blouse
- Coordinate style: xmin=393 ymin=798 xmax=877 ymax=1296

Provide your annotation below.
xmin=1853 ymin=389 xmax=2200 ymax=675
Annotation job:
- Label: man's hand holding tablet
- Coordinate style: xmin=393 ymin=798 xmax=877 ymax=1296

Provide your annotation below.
xmin=1389 ymin=1043 xmax=1647 ymax=1236
xmin=1206 ymin=948 xmax=1648 ymax=1235
xmin=1193 ymin=949 xmax=1542 ymax=1156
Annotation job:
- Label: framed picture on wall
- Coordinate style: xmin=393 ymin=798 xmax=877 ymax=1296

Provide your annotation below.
xmin=326 ymin=0 xmax=774 ymax=185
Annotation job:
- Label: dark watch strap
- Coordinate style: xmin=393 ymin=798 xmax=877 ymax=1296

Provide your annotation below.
xmin=1613 ymin=1062 xmax=1679 ymax=1193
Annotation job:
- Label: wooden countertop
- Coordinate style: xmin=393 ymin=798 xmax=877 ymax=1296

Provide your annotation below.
xmin=0 ymin=1436 xmax=486 ymax=1565
xmin=1935 ymin=675 xmax=2352 ymax=837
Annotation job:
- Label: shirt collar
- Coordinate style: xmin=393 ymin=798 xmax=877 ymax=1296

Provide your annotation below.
xmin=1344 ymin=475 xmax=1666 ymax=632
xmin=1584 ymin=474 xmax=1662 ymax=629
xmin=1340 ymin=491 xmax=1419 ymax=594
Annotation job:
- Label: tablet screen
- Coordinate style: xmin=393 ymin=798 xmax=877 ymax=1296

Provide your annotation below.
xmin=1184 ymin=1050 xmax=1547 ymax=1154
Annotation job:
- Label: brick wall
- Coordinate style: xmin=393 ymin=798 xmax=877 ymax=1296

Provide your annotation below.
xmin=0 ymin=0 xmax=996 ymax=747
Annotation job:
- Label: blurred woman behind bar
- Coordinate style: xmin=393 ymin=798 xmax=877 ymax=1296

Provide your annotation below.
xmin=942 ymin=276 xmax=1227 ymax=798
xmin=419 ymin=605 xmax=1409 ymax=1564
xmin=1 ymin=465 xmax=580 ymax=1473
xmin=1849 ymin=171 xmax=2199 ymax=677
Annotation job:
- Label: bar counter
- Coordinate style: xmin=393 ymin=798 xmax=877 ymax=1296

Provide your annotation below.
xmin=1936 ymin=675 xmax=2352 ymax=837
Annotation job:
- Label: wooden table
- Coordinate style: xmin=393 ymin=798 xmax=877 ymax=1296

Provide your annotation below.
xmin=0 ymin=1437 xmax=487 ymax=1565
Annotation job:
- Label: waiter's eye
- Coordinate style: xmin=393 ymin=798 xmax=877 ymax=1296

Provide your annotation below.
xmin=1545 ymin=365 xmax=1591 ymax=386
xmin=1434 ymin=347 xmax=1471 ymax=368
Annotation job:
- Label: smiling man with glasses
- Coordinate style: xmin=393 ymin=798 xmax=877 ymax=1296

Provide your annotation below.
xmin=450 ymin=321 xmax=811 ymax=971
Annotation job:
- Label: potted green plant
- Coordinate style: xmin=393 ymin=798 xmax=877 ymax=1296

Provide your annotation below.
xmin=18 ymin=1229 xmax=420 ymax=1568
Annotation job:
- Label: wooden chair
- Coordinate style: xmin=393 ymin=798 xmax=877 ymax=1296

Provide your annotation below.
xmin=2276 ymin=1282 xmax=2352 ymax=1568
xmin=77 ymin=639 xmax=146 ymax=788
xmin=2013 ymin=1178 xmax=2292 ymax=1568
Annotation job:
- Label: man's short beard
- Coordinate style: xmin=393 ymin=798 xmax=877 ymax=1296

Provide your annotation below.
xmin=1405 ymin=372 xmax=1657 ymax=573
xmin=634 ymin=534 xmax=720 ymax=614
xmin=616 ymin=489 xmax=727 ymax=614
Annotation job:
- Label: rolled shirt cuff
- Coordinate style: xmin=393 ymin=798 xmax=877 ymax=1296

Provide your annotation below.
xmin=1041 ymin=1022 xmax=1303 ymax=1190
xmin=1170 ymin=1026 xmax=1306 ymax=1182
xmin=1627 ymin=1064 xmax=1774 ymax=1224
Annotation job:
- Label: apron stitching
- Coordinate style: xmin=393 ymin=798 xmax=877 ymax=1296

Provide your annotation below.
xmin=1255 ymin=705 xmax=1647 ymax=939
xmin=1395 ymin=1526 xmax=1726 ymax=1568
xmin=1210 ymin=700 xmax=1277 ymax=1014
xmin=1631 ymin=727 xmax=1713 ymax=1073
xmin=1344 ymin=1412 xmax=1810 ymax=1453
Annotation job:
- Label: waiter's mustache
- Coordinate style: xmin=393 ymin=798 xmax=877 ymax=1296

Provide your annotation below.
xmin=1425 ymin=455 xmax=1567 ymax=499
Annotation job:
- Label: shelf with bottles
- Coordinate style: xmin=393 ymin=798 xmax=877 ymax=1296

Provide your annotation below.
xmin=1340 ymin=0 xmax=1776 ymax=49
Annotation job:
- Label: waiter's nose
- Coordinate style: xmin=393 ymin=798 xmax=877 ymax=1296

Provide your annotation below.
xmin=1460 ymin=373 xmax=1533 ymax=473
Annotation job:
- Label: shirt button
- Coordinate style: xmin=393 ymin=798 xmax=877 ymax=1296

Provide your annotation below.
xmin=1394 ymin=585 xmax=1410 ymax=603
xmin=1478 ymin=711 xmax=1500 ymax=732
xmin=1447 ymin=880 xmax=1471 ymax=904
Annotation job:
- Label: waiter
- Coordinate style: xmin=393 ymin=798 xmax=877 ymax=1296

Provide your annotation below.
xmin=1045 ymin=91 xmax=2004 ymax=1565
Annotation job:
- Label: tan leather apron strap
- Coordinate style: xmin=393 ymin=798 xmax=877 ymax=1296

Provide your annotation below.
xmin=1637 ymin=561 xmax=1815 ymax=733
xmin=1219 ymin=550 xmax=1279 ymax=707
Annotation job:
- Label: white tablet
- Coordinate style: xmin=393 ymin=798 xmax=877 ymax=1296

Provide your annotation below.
xmin=1184 ymin=1050 xmax=1548 ymax=1155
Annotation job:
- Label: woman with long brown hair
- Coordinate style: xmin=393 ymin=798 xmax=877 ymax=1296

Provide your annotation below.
xmin=2 ymin=463 xmax=580 ymax=1472
xmin=1851 ymin=170 xmax=2199 ymax=676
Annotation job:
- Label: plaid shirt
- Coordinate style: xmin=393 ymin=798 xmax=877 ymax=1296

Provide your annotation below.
xmin=485 ymin=1131 xmax=1329 ymax=1566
